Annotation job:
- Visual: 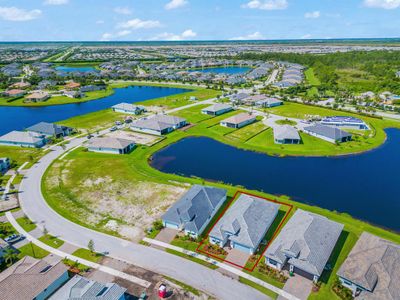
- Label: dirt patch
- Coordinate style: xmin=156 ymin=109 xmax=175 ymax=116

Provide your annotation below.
xmin=105 ymin=130 xmax=163 ymax=146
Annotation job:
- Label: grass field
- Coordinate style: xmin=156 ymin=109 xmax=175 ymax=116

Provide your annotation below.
xmin=38 ymin=234 xmax=64 ymax=248
xmin=72 ymin=248 xmax=103 ymax=263
xmin=0 ymin=146 xmax=42 ymax=168
xmin=18 ymin=242 xmax=49 ymax=259
xmin=16 ymin=217 xmax=37 ymax=232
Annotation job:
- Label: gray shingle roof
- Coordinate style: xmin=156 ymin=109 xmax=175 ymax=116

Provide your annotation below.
xmin=0 ymin=130 xmax=45 ymax=144
xmin=274 ymin=125 xmax=300 ymax=141
xmin=304 ymin=124 xmax=352 ymax=141
xmin=162 ymin=185 xmax=227 ymax=234
xmin=265 ymin=209 xmax=343 ymax=276
xmin=112 ymin=102 xmax=145 ymax=112
xmin=131 ymin=114 xmax=186 ymax=132
xmin=88 ymin=137 xmax=134 ymax=150
xmin=26 ymin=122 xmax=71 ymax=136
xmin=337 ymin=232 xmax=400 ymax=300
xmin=202 ymin=103 xmax=232 ymax=113
xmin=210 ymin=194 xmax=279 ymax=249
xmin=49 ymin=275 xmax=126 ymax=300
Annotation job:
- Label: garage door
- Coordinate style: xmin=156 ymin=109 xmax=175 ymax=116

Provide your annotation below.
xmin=233 ymin=242 xmax=252 ymax=254
xmin=164 ymin=221 xmax=179 ymax=230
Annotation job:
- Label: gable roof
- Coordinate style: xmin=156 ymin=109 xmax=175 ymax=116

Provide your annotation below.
xmin=27 ymin=122 xmax=71 ymax=136
xmin=274 ymin=125 xmax=300 ymax=140
xmin=88 ymin=137 xmax=134 ymax=150
xmin=265 ymin=209 xmax=343 ymax=276
xmin=304 ymin=124 xmax=352 ymax=140
xmin=210 ymin=194 xmax=279 ymax=249
xmin=162 ymin=185 xmax=227 ymax=234
xmin=337 ymin=232 xmax=400 ymax=300
xmin=0 ymin=256 xmax=68 ymax=300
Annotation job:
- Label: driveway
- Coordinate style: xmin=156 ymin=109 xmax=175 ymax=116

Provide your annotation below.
xmin=278 ymin=274 xmax=313 ymax=300
xmin=155 ymin=228 xmax=178 ymax=244
xmin=224 ymin=248 xmax=250 ymax=268
xmin=18 ymin=135 xmax=266 ymax=300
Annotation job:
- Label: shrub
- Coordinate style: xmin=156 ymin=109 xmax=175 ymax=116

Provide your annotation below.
xmin=332 ymin=279 xmax=353 ymax=300
xmin=258 ymin=262 xmax=288 ymax=283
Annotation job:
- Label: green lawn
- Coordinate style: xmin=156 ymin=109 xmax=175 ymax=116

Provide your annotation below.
xmin=18 ymin=242 xmax=49 ymax=259
xmin=239 ymin=277 xmax=278 ymax=299
xmin=165 ymin=248 xmax=218 ymax=270
xmin=0 ymin=146 xmax=42 ymax=168
xmin=72 ymin=248 xmax=103 ymax=263
xmin=38 ymin=234 xmax=64 ymax=248
xmin=305 ymin=68 xmax=321 ymax=86
xmin=174 ymin=104 xmax=214 ymax=123
xmin=226 ymin=121 xmax=267 ymax=142
xmin=16 ymin=217 xmax=37 ymax=232
xmin=0 ymin=222 xmax=18 ymax=239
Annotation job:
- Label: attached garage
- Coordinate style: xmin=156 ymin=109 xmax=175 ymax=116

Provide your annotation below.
xmin=232 ymin=242 xmax=253 ymax=254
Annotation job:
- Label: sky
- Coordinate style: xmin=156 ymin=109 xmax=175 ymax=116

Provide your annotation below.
xmin=0 ymin=0 xmax=399 ymax=41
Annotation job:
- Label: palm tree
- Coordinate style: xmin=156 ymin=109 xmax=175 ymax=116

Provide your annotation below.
xmin=3 ymin=248 xmax=18 ymax=266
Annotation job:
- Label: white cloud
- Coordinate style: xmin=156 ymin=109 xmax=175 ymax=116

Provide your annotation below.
xmin=230 ymin=31 xmax=265 ymax=40
xmin=165 ymin=0 xmax=188 ymax=10
xmin=118 ymin=18 xmax=161 ymax=30
xmin=242 ymin=0 xmax=288 ymax=10
xmin=364 ymin=0 xmax=400 ymax=9
xmin=114 ymin=6 xmax=132 ymax=15
xmin=116 ymin=30 xmax=131 ymax=37
xmin=151 ymin=29 xmax=197 ymax=41
xmin=301 ymin=34 xmax=312 ymax=39
xmin=0 ymin=6 xmax=42 ymax=21
xmin=44 ymin=0 xmax=69 ymax=5
xmin=100 ymin=30 xmax=132 ymax=41
xmin=304 ymin=11 xmax=320 ymax=18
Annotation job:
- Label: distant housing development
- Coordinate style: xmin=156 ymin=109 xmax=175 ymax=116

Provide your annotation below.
xmin=162 ymin=185 xmax=227 ymax=237
xmin=209 ymin=194 xmax=279 ymax=254
xmin=131 ymin=115 xmax=187 ymax=135
xmin=265 ymin=209 xmax=343 ymax=283
xmin=337 ymin=232 xmax=400 ymax=299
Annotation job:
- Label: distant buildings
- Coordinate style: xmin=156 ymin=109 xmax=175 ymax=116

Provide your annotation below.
xmin=87 ymin=137 xmax=135 ymax=154
xmin=320 ymin=116 xmax=369 ymax=130
xmin=201 ymin=103 xmax=233 ymax=116
xmin=131 ymin=115 xmax=187 ymax=135
xmin=220 ymin=112 xmax=256 ymax=129
xmin=337 ymin=232 xmax=400 ymax=299
xmin=265 ymin=209 xmax=343 ymax=283
xmin=209 ymin=194 xmax=279 ymax=254
xmin=304 ymin=124 xmax=352 ymax=144
xmin=273 ymin=125 xmax=301 ymax=144
xmin=112 ymin=102 xmax=146 ymax=115
xmin=162 ymin=185 xmax=227 ymax=237
xmin=0 ymin=131 xmax=46 ymax=148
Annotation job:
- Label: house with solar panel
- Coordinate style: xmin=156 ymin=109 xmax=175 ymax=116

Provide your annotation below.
xmin=337 ymin=232 xmax=400 ymax=299
xmin=320 ymin=116 xmax=369 ymax=130
xmin=264 ymin=209 xmax=343 ymax=283
xmin=303 ymin=124 xmax=352 ymax=144
xmin=209 ymin=194 xmax=279 ymax=254
xmin=162 ymin=185 xmax=227 ymax=237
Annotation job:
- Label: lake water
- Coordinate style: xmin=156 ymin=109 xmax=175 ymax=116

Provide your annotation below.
xmin=0 ymin=86 xmax=189 ymax=135
xmin=190 ymin=66 xmax=251 ymax=74
xmin=151 ymin=129 xmax=400 ymax=232
xmin=55 ymin=66 xmax=97 ymax=73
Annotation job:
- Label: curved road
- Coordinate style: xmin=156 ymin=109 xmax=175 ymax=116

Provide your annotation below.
xmin=19 ymin=137 xmax=267 ymax=300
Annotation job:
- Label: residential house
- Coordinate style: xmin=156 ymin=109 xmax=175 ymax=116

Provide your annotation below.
xmin=220 ymin=112 xmax=256 ymax=129
xmin=3 ymin=89 xmax=26 ymax=98
xmin=10 ymin=82 xmax=31 ymax=89
xmin=162 ymin=185 xmax=227 ymax=237
xmin=0 ymin=131 xmax=46 ymax=148
xmin=64 ymin=81 xmax=81 ymax=90
xmin=0 ymin=157 xmax=11 ymax=174
xmin=201 ymin=103 xmax=233 ymax=116
xmin=27 ymin=122 xmax=73 ymax=138
xmin=112 ymin=102 xmax=147 ymax=115
xmin=209 ymin=194 xmax=279 ymax=254
xmin=256 ymin=98 xmax=283 ymax=108
xmin=274 ymin=125 xmax=301 ymax=144
xmin=80 ymin=84 xmax=106 ymax=92
xmin=230 ymin=93 xmax=249 ymax=104
xmin=303 ymin=124 xmax=352 ymax=144
xmin=87 ymin=137 xmax=135 ymax=154
xmin=25 ymin=92 xmax=50 ymax=103
xmin=337 ymin=232 xmax=400 ymax=299
xmin=38 ymin=80 xmax=57 ymax=90
xmin=265 ymin=209 xmax=343 ymax=283
xmin=0 ymin=256 xmax=69 ymax=300
xmin=320 ymin=116 xmax=369 ymax=130
xmin=63 ymin=90 xmax=84 ymax=98
xmin=49 ymin=275 xmax=127 ymax=300
xmin=131 ymin=115 xmax=187 ymax=135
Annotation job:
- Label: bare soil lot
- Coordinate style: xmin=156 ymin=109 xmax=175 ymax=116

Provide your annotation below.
xmin=105 ymin=130 xmax=164 ymax=146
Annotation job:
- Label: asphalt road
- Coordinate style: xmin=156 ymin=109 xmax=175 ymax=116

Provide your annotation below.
xmin=19 ymin=137 xmax=268 ymax=300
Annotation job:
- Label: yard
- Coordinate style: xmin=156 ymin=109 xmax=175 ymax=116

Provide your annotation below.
xmin=0 ymin=146 xmax=42 ymax=168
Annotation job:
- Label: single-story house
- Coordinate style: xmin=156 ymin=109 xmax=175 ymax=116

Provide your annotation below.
xmin=38 ymin=80 xmax=57 ymax=90
xmin=201 ymin=103 xmax=233 ymax=116
xmin=337 ymin=232 xmax=400 ymax=299
xmin=80 ymin=84 xmax=106 ymax=92
xmin=0 ymin=256 xmax=69 ymax=300
xmin=27 ymin=122 xmax=73 ymax=138
xmin=230 ymin=92 xmax=249 ymax=104
xmin=63 ymin=90 xmax=84 ymax=98
xmin=3 ymin=89 xmax=26 ymax=98
xmin=220 ymin=112 xmax=256 ymax=129
xmin=273 ymin=125 xmax=301 ymax=144
xmin=190 ymin=96 xmax=198 ymax=101
xmin=303 ymin=124 xmax=352 ymax=144
xmin=0 ymin=157 xmax=10 ymax=174
xmin=0 ymin=131 xmax=46 ymax=148
xmin=209 ymin=194 xmax=279 ymax=254
xmin=131 ymin=115 xmax=187 ymax=135
xmin=256 ymin=98 xmax=283 ymax=108
xmin=265 ymin=209 xmax=343 ymax=283
xmin=10 ymin=82 xmax=31 ymax=89
xmin=162 ymin=185 xmax=227 ymax=237
xmin=64 ymin=81 xmax=81 ymax=90
xmin=25 ymin=92 xmax=50 ymax=103
xmin=243 ymin=95 xmax=268 ymax=105
xmin=320 ymin=116 xmax=369 ymax=130
xmin=49 ymin=275 xmax=127 ymax=300
xmin=87 ymin=137 xmax=135 ymax=154
xmin=112 ymin=102 xmax=147 ymax=115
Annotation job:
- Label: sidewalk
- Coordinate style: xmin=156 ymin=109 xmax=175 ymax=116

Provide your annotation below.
xmin=143 ymin=237 xmax=300 ymax=300
xmin=7 ymin=212 xmax=151 ymax=289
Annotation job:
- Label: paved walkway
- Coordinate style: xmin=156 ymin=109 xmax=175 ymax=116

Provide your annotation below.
xmin=143 ymin=237 xmax=301 ymax=300
xmin=1 ymin=162 xmax=27 ymax=200
xmin=6 ymin=211 xmax=151 ymax=289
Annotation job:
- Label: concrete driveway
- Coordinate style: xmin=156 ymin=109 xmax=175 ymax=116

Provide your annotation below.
xmin=225 ymin=248 xmax=250 ymax=268
xmin=155 ymin=228 xmax=178 ymax=244
xmin=278 ymin=274 xmax=313 ymax=300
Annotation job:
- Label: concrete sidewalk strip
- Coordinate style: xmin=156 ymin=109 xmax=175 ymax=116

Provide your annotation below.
xmin=7 ymin=212 xmax=151 ymax=289
xmin=1 ymin=162 xmax=28 ymax=200
xmin=143 ymin=237 xmax=300 ymax=300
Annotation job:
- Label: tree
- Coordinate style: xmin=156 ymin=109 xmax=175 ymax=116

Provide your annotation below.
xmin=42 ymin=225 xmax=48 ymax=236
xmin=88 ymin=239 xmax=95 ymax=253
xmin=3 ymin=248 xmax=18 ymax=266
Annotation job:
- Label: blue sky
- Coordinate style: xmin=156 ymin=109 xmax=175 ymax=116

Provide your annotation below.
xmin=0 ymin=0 xmax=399 ymax=41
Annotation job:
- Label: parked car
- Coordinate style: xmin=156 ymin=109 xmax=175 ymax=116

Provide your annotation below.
xmin=115 ymin=121 xmax=122 ymax=126
xmin=110 ymin=126 xmax=118 ymax=132
xmin=5 ymin=234 xmax=24 ymax=244
xmin=87 ymin=134 xmax=94 ymax=139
